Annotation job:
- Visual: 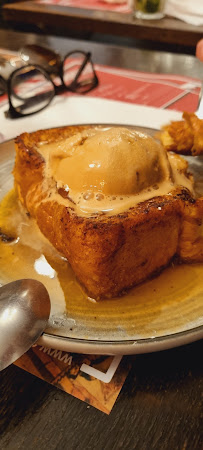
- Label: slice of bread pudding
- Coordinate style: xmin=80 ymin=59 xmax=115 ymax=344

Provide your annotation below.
xmin=13 ymin=125 xmax=203 ymax=299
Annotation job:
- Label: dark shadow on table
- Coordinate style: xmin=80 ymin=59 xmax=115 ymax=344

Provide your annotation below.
xmin=0 ymin=364 xmax=52 ymax=435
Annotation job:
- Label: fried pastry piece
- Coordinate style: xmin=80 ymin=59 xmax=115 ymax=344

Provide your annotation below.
xmin=158 ymin=112 xmax=203 ymax=156
xmin=13 ymin=126 xmax=203 ymax=299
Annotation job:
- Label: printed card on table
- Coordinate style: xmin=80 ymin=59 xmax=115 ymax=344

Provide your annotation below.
xmin=14 ymin=346 xmax=132 ymax=414
xmin=88 ymin=64 xmax=200 ymax=112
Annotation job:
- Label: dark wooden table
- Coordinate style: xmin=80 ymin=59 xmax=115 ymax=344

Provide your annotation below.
xmin=0 ymin=29 xmax=202 ymax=450
xmin=1 ymin=341 xmax=202 ymax=450
xmin=2 ymin=1 xmax=203 ymax=48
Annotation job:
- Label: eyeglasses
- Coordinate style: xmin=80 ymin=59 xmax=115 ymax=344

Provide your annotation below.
xmin=0 ymin=50 xmax=99 ymax=119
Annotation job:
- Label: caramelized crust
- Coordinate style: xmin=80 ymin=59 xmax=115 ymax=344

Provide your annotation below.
xmin=157 ymin=112 xmax=203 ymax=156
xmin=14 ymin=126 xmax=203 ymax=299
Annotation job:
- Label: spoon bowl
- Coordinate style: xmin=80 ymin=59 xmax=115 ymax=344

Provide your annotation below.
xmin=0 ymin=279 xmax=50 ymax=371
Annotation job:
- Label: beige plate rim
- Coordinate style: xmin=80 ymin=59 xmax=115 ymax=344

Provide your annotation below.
xmin=39 ymin=326 xmax=203 ymax=355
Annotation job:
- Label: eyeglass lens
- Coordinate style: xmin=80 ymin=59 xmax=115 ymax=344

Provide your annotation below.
xmin=10 ymin=65 xmax=54 ymax=115
xmin=8 ymin=52 xmax=98 ymax=117
xmin=63 ymin=52 xmax=96 ymax=93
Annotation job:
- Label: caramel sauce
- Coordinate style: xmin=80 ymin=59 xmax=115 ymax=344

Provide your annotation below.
xmin=0 ymin=189 xmax=203 ymax=341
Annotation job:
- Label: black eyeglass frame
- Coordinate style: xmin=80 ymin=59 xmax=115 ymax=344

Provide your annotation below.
xmin=4 ymin=50 xmax=99 ymax=119
xmin=0 ymin=74 xmax=7 ymax=96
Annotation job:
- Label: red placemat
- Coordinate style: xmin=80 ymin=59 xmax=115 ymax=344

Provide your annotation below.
xmin=36 ymin=0 xmax=131 ymax=13
xmin=83 ymin=63 xmax=200 ymax=112
xmin=0 ymin=51 xmax=200 ymax=113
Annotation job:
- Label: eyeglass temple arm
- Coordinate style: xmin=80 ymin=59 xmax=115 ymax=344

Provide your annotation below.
xmin=69 ymin=52 xmax=92 ymax=86
xmin=0 ymin=75 xmax=7 ymax=95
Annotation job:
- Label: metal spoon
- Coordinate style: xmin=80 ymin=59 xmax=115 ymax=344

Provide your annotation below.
xmin=0 ymin=279 xmax=50 ymax=371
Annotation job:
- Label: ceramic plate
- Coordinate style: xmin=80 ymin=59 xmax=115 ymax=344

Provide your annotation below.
xmin=0 ymin=126 xmax=203 ymax=355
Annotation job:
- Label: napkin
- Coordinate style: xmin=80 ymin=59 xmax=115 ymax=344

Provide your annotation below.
xmin=0 ymin=95 xmax=182 ymax=143
xmin=165 ymin=0 xmax=203 ymax=26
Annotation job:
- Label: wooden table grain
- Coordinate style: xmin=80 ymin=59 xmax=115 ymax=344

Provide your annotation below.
xmin=0 ymin=29 xmax=202 ymax=450
xmin=2 ymin=1 xmax=203 ymax=48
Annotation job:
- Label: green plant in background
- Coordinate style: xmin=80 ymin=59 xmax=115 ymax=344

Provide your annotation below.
xmin=137 ymin=0 xmax=161 ymax=13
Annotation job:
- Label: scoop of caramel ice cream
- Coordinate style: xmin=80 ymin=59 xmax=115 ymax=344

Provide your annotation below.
xmin=53 ymin=127 xmax=172 ymax=195
xmin=38 ymin=126 xmax=193 ymax=216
